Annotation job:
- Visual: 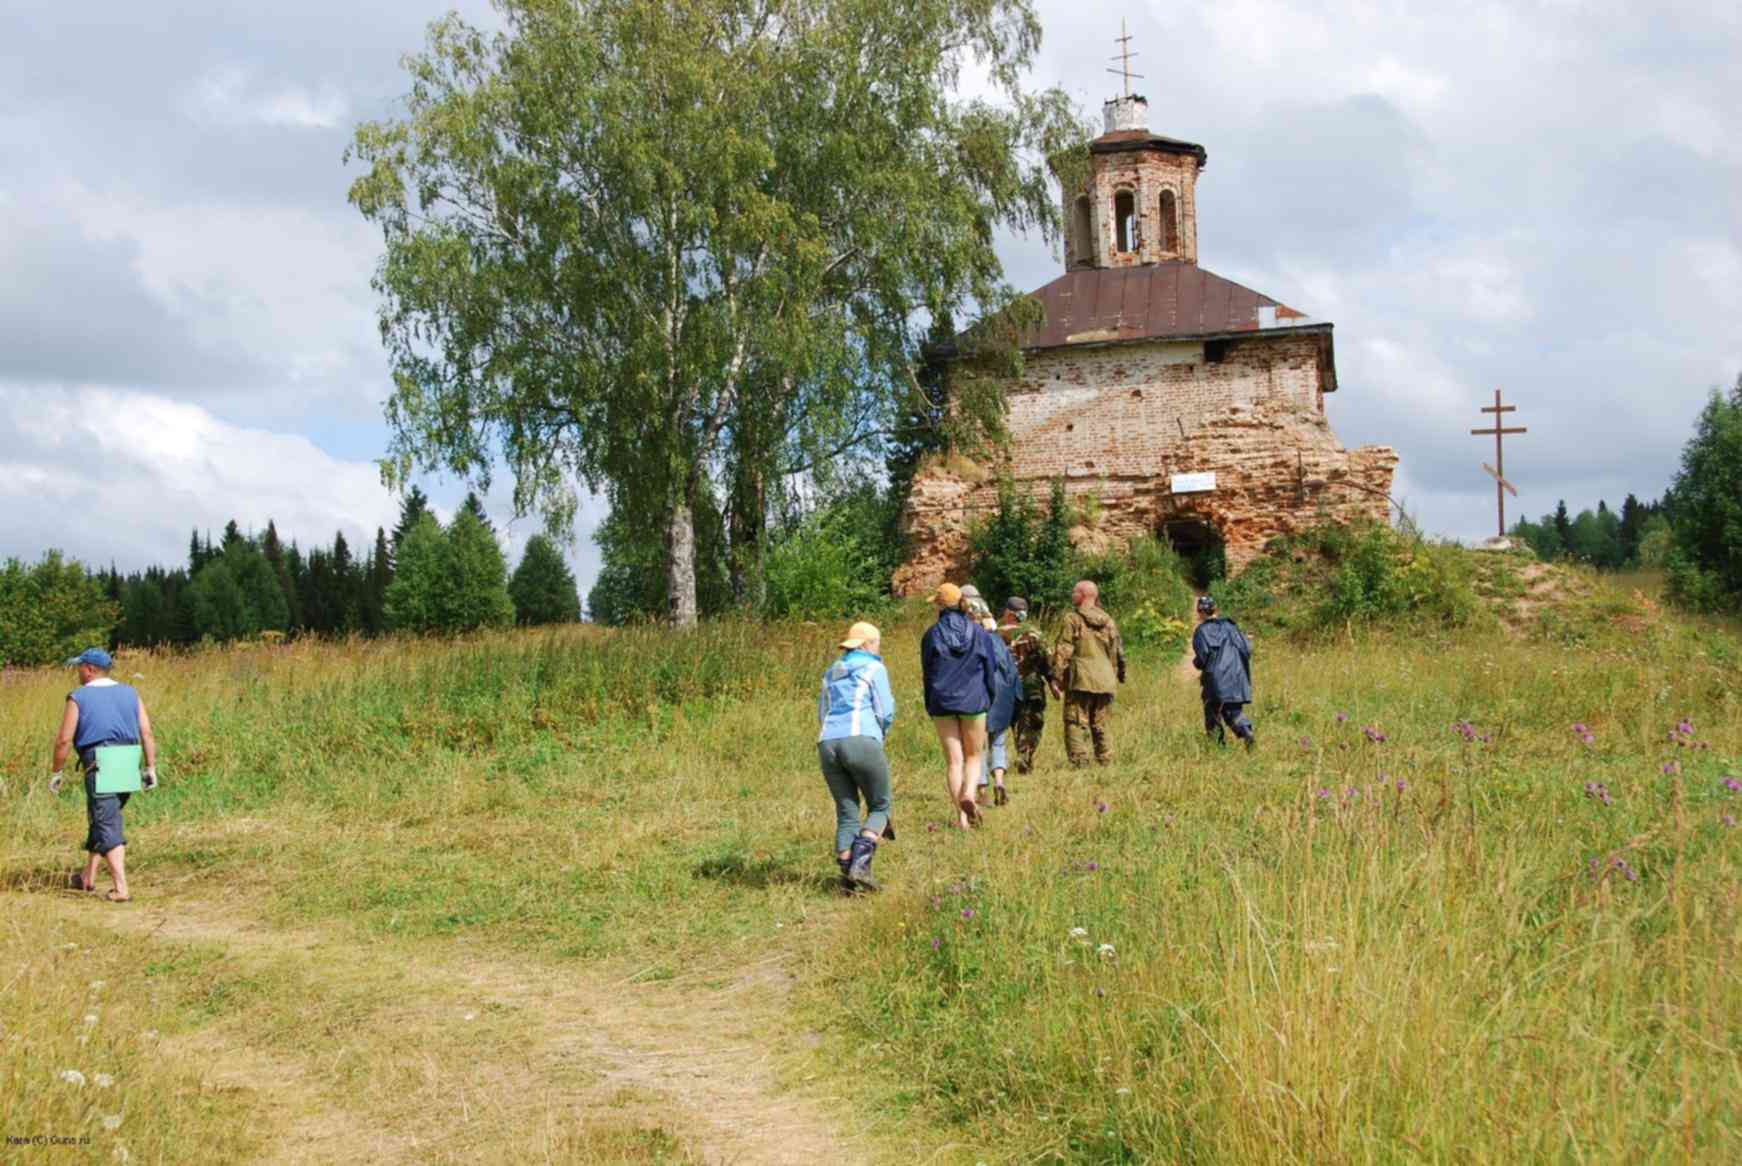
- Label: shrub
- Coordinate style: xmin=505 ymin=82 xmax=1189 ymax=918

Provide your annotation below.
xmin=762 ymin=510 xmax=890 ymax=621
xmin=969 ymin=477 xmax=1073 ymax=611
xmin=1321 ymin=525 xmax=1476 ymax=627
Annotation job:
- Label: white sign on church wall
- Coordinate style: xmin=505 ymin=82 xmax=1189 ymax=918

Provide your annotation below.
xmin=1170 ymin=471 xmax=1217 ymax=494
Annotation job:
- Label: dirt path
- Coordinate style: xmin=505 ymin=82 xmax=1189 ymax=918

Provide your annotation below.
xmin=49 ymin=888 xmax=867 ymax=1165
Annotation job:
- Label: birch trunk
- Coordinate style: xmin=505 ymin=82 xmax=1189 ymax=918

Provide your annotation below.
xmin=665 ymin=494 xmax=698 ymax=627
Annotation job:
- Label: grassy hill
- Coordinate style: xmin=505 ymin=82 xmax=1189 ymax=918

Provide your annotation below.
xmin=3 ymin=544 xmax=1739 ymax=1163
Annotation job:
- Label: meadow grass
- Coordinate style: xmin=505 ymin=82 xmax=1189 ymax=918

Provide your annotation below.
xmin=0 ymin=571 xmax=1738 ymax=1162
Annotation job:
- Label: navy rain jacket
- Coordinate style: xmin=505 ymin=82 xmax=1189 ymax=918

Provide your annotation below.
xmin=1192 ymin=616 xmax=1252 ymax=705
xmin=986 ymin=631 xmax=1020 ymax=737
xmin=921 ymin=608 xmax=998 ymax=717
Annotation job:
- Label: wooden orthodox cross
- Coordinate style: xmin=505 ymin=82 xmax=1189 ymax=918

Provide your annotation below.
xmin=1471 ymin=388 xmax=1526 ymax=538
xmin=1107 ymin=19 xmax=1144 ymax=97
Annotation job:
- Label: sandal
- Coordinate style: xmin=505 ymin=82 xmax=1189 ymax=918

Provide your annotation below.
xmin=104 ymin=890 xmax=131 ymax=903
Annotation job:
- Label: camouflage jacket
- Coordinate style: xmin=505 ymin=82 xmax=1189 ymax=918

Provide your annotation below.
xmin=1000 ymin=625 xmax=1053 ymax=702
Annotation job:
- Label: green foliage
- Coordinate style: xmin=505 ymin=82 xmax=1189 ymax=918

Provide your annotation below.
xmin=349 ymin=0 xmax=1086 ymax=622
xmin=969 ymin=477 xmax=1074 ymax=611
xmin=762 ymin=509 xmax=890 ymax=622
xmin=182 ymin=537 xmax=289 ymax=642
xmin=386 ymin=511 xmax=514 ymax=634
xmin=1074 ymin=536 xmax=1194 ymax=647
xmin=0 ymin=551 xmax=118 ymax=667
xmin=384 ymin=515 xmax=445 ymax=633
xmin=1322 ymin=526 xmax=1477 ymax=626
xmin=509 ymin=535 xmax=580 ymax=626
xmin=1637 ymin=514 xmax=1674 ymax=567
xmin=1665 ymin=373 xmax=1742 ymax=610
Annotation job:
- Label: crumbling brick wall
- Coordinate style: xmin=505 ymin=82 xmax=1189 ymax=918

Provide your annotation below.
xmin=892 ymin=331 xmax=1397 ymax=596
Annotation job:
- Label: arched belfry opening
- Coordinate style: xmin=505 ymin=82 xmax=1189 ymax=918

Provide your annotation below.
xmin=1159 ymin=189 xmax=1179 ymax=255
xmin=1113 ymin=190 xmax=1136 ymax=254
xmin=1163 ymin=517 xmax=1226 ymax=589
xmin=1072 ymin=196 xmax=1093 ymax=268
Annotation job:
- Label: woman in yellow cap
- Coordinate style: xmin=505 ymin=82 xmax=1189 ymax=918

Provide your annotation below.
xmin=817 ymin=620 xmax=896 ymax=891
xmin=920 ymin=583 xmax=998 ymax=829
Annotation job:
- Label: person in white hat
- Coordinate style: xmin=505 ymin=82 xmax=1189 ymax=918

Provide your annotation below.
xmin=817 ymin=620 xmax=896 ymax=891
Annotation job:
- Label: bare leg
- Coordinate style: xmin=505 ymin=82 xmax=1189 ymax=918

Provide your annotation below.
xmin=81 ymin=850 xmax=101 ymax=891
xmin=933 ymin=719 xmax=970 ymax=828
xmin=101 ymin=846 xmax=128 ymax=899
xmin=960 ymin=720 xmax=987 ymax=825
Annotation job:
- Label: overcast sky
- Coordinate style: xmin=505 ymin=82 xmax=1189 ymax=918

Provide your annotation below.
xmin=3 ymin=0 xmax=1737 ymax=589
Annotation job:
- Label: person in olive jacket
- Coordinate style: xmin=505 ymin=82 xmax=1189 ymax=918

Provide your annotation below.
xmin=1049 ymin=579 xmax=1125 ymax=767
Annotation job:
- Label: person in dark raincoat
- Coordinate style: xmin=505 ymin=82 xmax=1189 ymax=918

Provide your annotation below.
xmin=978 ymin=614 xmax=1020 ymax=806
xmin=1191 ymin=595 xmax=1255 ymax=748
xmin=920 ymin=583 xmax=998 ymax=829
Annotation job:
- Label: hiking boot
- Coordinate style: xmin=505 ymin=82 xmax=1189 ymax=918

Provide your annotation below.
xmin=846 ymin=836 xmax=879 ymax=891
xmin=882 ymin=819 xmax=895 ymax=842
xmin=993 ymin=785 xmax=1008 ymax=807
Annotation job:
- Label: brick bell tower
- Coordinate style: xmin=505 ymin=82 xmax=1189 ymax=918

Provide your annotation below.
xmin=1061 ymin=92 xmax=1207 ymax=271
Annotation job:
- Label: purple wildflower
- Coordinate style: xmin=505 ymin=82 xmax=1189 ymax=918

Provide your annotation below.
xmin=1299 ymin=736 xmax=1313 ymax=749
xmin=1722 ymin=814 xmax=1738 ymax=829
xmin=1363 ymin=725 xmax=1387 ymax=744
xmin=1336 ymin=711 xmax=1349 ymax=723
xmin=1315 ymin=787 xmax=1332 ymax=800
xmin=1677 ymin=718 xmax=1695 ymax=736
xmin=1085 ymin=862 xmax=1100 ymax=872
xmin=1394 ymin=779 xmax=1407 ymax=793
xmin=1095 ymin=801 xmax=1109 ymax=813
xmin=932 ymin=937 xmax=941 ymax=951
xmin=1583 ymin=781 xmax=1612 ymax=807
xmin=961 ymin=908 xmax=975 ymax=921
xmin=1722 ymin=777 xmax=1742 ymax=793
xmin=1343 ymin=787 xmax=1359 ymax=800
xmin=1452 ymin=720 xmax=1477 ymax=741
xmin=1611 ymin=857 xmax=1639 ymax=882
xmin=1663 ymin=761 xmax=1681 ymax=776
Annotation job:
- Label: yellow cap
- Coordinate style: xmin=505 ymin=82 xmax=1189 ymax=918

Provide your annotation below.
xmin=839 ymin=621 xmax=881 ymax=650
xmin=930 ymin=582 xmax=962 ymax=607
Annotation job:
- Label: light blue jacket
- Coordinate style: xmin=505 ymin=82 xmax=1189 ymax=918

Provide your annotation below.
xmin=817 ymin=650 xmax=896 ymax=742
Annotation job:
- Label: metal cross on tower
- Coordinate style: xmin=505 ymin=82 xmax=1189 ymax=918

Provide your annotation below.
xmin=1470 ymin=388 xmax=1526 ymax=539
xmin=1107 ymin=18 xmax=1144 ymax=97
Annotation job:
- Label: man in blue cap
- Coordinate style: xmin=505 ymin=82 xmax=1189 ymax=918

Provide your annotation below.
xmin=48 ymin=648 xmax=159 ymax=901
xmin=1192 ymin=596 xmax=1255 ymax=749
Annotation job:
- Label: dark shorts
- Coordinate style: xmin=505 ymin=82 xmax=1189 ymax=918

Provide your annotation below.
xmin=83 ymin=771 xmax=129 ymax=854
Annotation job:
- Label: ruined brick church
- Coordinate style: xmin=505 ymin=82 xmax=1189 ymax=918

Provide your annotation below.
xmin=894 ymin=93 xmax=1397 ymax=595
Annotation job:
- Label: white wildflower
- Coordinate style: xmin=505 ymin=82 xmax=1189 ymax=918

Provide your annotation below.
xmin=95 ymin=1073 xmax=115 ymax=1088
xmin=89 ymin=980 xmax=107 ymax=991
xmin=84 ymin=1013 xmax=99 ymax=1026
xmin=101 ymin=1114 xmax=123 ymax=1132
xmin=1097 ymin=943 xmax=1116 ymax=960
xmin=113 ymin=1144 xmax=130 ymax=1163
xmin=1068 ymin=926 xmax=1089 ymax=942
xmin=463 ymin=1012 xmax=477 ymax=1022
xmin=58 ymin=1068 xmax=86 ymax=1087
xmin=1116 ymin=1087 xmax=1131 ymax=1096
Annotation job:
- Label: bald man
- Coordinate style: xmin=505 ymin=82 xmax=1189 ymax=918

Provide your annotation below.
xmin=1049 ymin=579 xmax=1125 ymax=767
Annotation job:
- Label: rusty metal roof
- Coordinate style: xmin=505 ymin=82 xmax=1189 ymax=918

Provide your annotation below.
xmin=1020 ymin=262 xmax=1324 ymax=351
xmin=1090 ymin=131 xmax=1208 ymax=167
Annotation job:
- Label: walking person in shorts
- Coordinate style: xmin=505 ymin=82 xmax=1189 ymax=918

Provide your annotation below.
xmin=1192 ymin=595 xmax=1255 ymax=748
xmin=920 ymin=584 xmax=997 ymax=830
xmin=818 ymin=622 xmax=896 ymax=891
xmin=49 ymin=648 xmax=159 ymax=902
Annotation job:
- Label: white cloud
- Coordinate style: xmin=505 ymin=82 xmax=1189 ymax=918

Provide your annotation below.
xmin=0 ymin=387 xmax=397 ymax=570
xmin=184 ymin=66 xmax=349 ymax=130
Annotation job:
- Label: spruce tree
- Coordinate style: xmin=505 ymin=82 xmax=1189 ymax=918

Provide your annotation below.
xmin=442 ymin=510 xmax=515 ymax=631
xmin=391 ymin=486 xmax=432 ymax=559
xmin=509 ymin=535 xmax=580 ymax=625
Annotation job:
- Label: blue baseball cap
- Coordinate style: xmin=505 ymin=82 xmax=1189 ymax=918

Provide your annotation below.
xmin=67 ymin=647 xmax=113 ymax=669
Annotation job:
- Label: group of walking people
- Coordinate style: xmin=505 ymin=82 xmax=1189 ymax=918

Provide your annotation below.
xmin=815 ymin=580 xmax=1255 ymax=891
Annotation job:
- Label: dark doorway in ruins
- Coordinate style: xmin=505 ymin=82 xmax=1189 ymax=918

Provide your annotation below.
xmin=1163 ymin=518 xmax=1225 ymax=590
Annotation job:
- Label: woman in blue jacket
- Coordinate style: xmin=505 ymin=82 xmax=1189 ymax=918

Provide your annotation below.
xmin=818 ymin=620 xmax=897 ymax=891
xmin=920 ymin=583 xmax=998 ymax=830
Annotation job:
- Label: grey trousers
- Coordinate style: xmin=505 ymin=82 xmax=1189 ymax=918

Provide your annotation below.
xmin=817 ymin=736 xmax=892 ymax=854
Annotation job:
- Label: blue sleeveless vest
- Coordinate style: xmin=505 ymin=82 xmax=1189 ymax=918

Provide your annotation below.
xmin=70 ymin=682 xmax=142 ymax=767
